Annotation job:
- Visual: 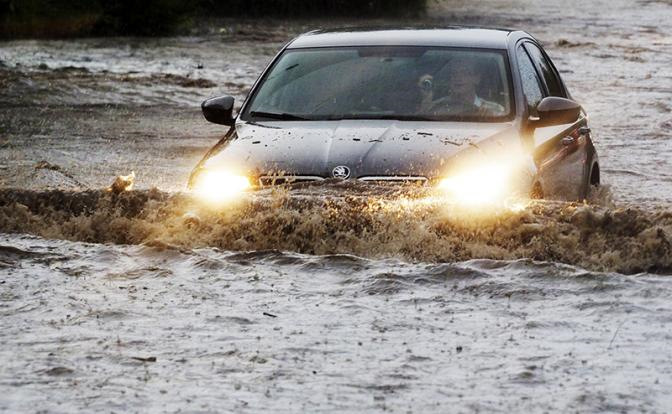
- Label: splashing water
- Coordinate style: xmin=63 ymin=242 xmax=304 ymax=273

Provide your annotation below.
xmin=0 ymin=185 xmax=669 ymax=274
xmin=2 ymin=0 xmax=672 ymax=411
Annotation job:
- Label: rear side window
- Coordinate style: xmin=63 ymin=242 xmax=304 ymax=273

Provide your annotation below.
xmin=516 ymin=46 xmax=544 ymax=116
xmin=524 ymin=43 xmax=565 ymax=97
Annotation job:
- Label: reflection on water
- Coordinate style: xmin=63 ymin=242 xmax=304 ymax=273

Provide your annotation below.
xmin=1 ymin=0 xmax=672 ymax=411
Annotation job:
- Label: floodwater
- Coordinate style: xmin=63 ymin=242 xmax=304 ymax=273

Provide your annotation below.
xmin=1 ymin=0 xmax=672 ymax=412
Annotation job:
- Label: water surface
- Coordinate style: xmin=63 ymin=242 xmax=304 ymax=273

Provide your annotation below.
xmin=1 ymin=0 xmax=672 ymax=411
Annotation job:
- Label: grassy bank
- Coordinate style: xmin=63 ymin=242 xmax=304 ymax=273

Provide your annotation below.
xmin=0 ymin=0 xmax=427 ymax=38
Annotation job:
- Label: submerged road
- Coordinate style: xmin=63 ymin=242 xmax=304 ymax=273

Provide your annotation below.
xmin=1 ymin=0 xmax=672 ymax=412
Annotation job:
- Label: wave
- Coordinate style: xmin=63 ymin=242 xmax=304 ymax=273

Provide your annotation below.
xmin=0 ymin=186 xmax=670 ymax=274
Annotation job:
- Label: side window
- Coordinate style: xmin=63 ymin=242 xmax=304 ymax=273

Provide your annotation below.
xmin=516 ymin=46 xmax=544 ymax=116
xmin=524 ymin=43 xmax=565 ymax=97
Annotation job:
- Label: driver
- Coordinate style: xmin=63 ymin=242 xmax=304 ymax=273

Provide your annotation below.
xmin=416 ymin=59 xmax=505 ymax=117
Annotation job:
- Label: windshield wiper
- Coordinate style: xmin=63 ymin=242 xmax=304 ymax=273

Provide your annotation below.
xmin=250 ymin=111 xmax=308 ymax=121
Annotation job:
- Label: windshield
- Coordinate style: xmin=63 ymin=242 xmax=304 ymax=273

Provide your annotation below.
xmin=242 ymin=46 xmax=513 ymax=122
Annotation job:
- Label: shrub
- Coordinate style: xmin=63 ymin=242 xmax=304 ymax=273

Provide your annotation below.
xmin=93 ymin=0 xmax=195 ymax=36
xmin=0 ymin=0 xmax=428 ymax=38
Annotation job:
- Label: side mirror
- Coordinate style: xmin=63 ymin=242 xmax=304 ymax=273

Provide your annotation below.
xmin=532 ymin=97 xmax=581 ymax=127
xmin=202 ymin=95 xmax=235 ymax=126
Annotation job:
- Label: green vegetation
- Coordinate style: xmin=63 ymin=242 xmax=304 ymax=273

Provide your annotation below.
xmin=94 ymin=0 xmax=195 ymax=36
xmin=0 ymin=0 xmax=101 ymax=38
xmin=0 ymin=0 xmax=427 ymax=38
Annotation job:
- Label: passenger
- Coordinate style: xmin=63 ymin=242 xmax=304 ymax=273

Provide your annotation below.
xmin=416 ymin=59 xmax=505 ymax=117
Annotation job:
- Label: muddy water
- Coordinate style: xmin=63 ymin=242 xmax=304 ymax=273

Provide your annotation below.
xmin=1 ymin=0 xmax=672 ymax=412
xmin=0 ymin=187 xmax=670 ymax=274
xmin=3 ymin=233 xmax=672 ymax=413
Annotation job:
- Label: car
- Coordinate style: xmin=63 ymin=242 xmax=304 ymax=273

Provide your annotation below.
xmin=189 ymin=27 xmax=600 ymax=206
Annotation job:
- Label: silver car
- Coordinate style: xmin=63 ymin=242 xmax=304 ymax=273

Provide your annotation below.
xmin=190 ymin=27 xmax=600 ymax=205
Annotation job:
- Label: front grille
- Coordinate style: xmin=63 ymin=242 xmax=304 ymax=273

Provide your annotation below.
xmin=258 ymin=175 xmax=429 ymax=187
xmin=358 ymin=176 xmax=429 ymax=185
xmin=258 ymin=175 xmax=325 ymax=187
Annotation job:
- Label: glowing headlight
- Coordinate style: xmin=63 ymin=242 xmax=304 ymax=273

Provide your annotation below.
xmin=193 ymin=169 xmax=250 ymax=204
xmin=438 ymin=163 xmax=514 ymax=206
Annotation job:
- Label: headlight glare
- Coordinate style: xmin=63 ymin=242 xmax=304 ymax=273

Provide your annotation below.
xmin=438 ymin=163 xmax=514 ymax=206
xmin=193 ymin=169 xmax=250 ymax=204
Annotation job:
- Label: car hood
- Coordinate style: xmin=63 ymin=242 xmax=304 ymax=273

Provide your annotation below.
xmin=199 ymin=119 xmax=517 ymax=180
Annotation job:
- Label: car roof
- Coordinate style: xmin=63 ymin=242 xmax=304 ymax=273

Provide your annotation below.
xmin=287 ymin=27 xmax=520 ymax=50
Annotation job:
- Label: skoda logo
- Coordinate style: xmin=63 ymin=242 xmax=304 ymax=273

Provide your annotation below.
xmin=332 ymin=165 xmax=351 ymax=179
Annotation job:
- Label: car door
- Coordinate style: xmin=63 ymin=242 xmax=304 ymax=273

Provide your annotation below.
xmin=517 ymin=41 xmax=591 ymax=200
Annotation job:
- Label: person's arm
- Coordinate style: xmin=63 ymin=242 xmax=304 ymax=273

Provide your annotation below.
xmin=476 ymin=99 xmax=506 ymax=116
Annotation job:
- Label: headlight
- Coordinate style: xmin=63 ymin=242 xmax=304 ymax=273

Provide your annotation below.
xmin=192 ymin=169 xmax=250 ymax=204
xmin=437 ymin=162 xmax=515 ymax=206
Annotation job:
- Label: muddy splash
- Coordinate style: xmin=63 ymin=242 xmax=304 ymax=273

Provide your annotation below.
xmin=1 ymin=186 xmax=669 ymax=274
